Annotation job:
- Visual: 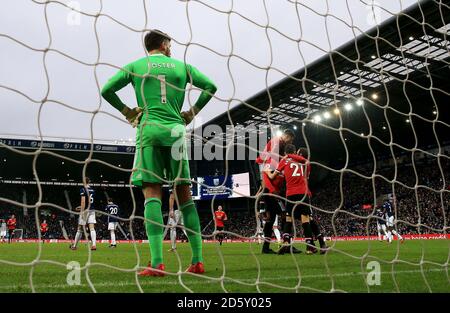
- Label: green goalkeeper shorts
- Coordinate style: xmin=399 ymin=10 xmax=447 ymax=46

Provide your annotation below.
xmin=131 ymin=145 xmax=191 ymax=187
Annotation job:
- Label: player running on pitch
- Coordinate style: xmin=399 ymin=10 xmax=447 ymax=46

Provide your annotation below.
xmin=102 ymin=29 xmax=217 ymax=276
xmin=167 ymin=191 xmax=188 ymax=252
xmin=70 ymin=177 xmax=97 ymax=250
xmin=105 ymin=198 xmax=120 ymax=248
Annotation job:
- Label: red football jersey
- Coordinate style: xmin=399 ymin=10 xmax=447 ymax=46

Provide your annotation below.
xmin=40 ymin=223 xmax=48 ymax=233
xmin=276 ymin=155 xmax=310 ymax=196
xmin=214 ymin=211 xmax=227 ymax=228
xmin=263 ymin=171 xmax=284 ymax=194
xmin=7 ymin=218 xmax=16 ymax=230
xmin=256 ymin=137 xmax=286 ymax=169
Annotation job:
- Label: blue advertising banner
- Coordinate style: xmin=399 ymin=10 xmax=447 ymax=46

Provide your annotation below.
xmin=197 ymin=175 xmax=234 ymax=200
xmin=0 ymin=138 xmax=135 ymax=154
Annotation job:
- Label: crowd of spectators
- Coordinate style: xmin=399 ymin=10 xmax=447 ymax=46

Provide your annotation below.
xmin=310 ymin=156 xmax=449 ymax=236
xmin=1 ymin=156 xmax=448 ymax=240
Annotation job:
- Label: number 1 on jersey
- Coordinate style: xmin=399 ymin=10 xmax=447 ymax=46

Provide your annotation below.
xmin=158 ymin=74 xmax=167 ymax=104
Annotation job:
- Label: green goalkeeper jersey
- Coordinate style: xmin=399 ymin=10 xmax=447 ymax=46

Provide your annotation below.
xmin=101 ymin=53 xmax=217 ymax=147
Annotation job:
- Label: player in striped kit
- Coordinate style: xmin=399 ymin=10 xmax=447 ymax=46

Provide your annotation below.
xmin=70 ymin=177 xmax=97 ymax=251
xmin=375 ymin=206 xmax=391 ymax=243
xmin=167 ymin=191 xmax=188 ymax=251
xmin=272 ymin=215 xmax=282 ymax=246
xmin=383 ymin=195 xmax=404 ymax=243
xmin=105 ymin=198 xmax=120 ymax=248
xmin=255 ymin=208 xmax=265 ymax=244
xmin=0 ymin=219 xmax=7 ymax=243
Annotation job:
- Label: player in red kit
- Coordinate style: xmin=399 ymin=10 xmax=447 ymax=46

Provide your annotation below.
xmin=269 ymin=145 xmax=327 ymax=254
xmin=294 ymin=148 xmax=328 ymax=254
xmin=40 ymin=220 xmax=48 ymax=243
xmin=214 ymin=206 xmax=228 ymax=245
xmin=256 ymin=129 xmax=295 ymax=192
xmin=7 ymin=214 xmax=16 ymax=244
xmin=259 ymin=162 xmax=287 ymax=254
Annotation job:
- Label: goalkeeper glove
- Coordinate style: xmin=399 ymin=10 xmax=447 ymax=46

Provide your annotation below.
xmin=121 ymin=107 xmax=143 ymax=128
xmin=181 ymin=106 xmax=200 ymax=125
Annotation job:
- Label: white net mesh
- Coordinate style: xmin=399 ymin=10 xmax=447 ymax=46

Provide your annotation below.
xmin=0 ymin=0 xmax=449 ymax=293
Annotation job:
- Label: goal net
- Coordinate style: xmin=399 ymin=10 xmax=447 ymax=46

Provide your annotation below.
xmin=0 ymin=0 xmax=449 ymax=293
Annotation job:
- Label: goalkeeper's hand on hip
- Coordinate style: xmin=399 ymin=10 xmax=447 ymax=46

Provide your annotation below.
xmin=181 ymin=106 xmax=200 ymax=125
xmin=122 ymin=107 xmax=143 ymax=128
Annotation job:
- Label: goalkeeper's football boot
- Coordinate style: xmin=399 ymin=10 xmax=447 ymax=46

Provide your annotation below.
xmin=90 ymin=246 xmax=97 ymax=251
xmin=138 ymin=262 xmax=166 ymax=277
xmin=186 ymin=262 xmax=205 ymax=274
xmin=69 ymin=244 xmax=77 ymax=250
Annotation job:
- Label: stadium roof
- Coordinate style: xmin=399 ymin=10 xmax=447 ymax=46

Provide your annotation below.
xmin=0 ymin=139 xmax=134 ymax=184
xmin=2 ymin=0 xmax=450 ymax=183
xmin=199 ymin=0 xmax=450 ymax=165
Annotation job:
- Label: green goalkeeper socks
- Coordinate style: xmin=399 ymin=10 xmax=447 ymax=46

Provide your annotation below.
xmin=180 ymin=199 xmax=203 ymax=264
xmin=144 ymin=198 xmax=164 ymax=267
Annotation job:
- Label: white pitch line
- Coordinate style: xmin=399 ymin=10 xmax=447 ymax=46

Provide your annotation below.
xmin=0 ymin=268 xmax=446 ymax=291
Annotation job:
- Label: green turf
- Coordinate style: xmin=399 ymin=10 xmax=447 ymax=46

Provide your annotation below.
xmin=0 ymin=240 xmax=448 ymax=293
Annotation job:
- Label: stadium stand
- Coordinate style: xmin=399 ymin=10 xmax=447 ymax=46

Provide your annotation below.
xmin=1 ymin=152 xmax=448 ymax=240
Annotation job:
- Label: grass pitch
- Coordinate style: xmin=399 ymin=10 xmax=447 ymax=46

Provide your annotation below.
xmin=0 ymin=240 xmax=448 ymax=293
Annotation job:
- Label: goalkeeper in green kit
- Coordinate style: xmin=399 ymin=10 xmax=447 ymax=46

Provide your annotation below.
xmin=101 ymin=30 xmax=217 ymax=276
